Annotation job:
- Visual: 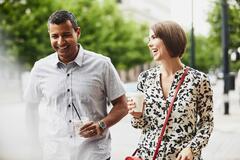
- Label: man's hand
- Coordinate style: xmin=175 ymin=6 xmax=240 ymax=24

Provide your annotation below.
xmin=79 ymin=121 xmax=103 ymax=138
xmin=79 ymin=95 xmax=128 ymax=139
xmin=176 ymin=147 xmax=193 ymax=160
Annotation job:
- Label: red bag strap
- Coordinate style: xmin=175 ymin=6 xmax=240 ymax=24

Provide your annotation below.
xmin=152 ymin=67 xmax=189 ymax=160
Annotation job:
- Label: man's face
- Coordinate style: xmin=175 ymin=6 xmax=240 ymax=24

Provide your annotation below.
xmin=48 ymin=20 xmax=80 ymax=64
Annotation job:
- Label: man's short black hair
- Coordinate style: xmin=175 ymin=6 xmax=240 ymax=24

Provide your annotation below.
xmin=48 ymin=10 xmax=78 ymax=30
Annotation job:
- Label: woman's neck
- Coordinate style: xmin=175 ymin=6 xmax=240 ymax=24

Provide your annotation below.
xmin=159 ymin=58 xmax=183 ymax=77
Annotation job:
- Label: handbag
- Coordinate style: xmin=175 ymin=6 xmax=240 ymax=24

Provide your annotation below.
xmin=125 ymin=157 xmax=142 ymax=160
xmin=125 ymin=149 xmax=142 ymax=160
xmin=125 ymin=68 xmax=189 ymax=160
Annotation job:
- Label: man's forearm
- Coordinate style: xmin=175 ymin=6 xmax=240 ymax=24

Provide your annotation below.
xmin=102 ymin=95 xmax=128 ymax=128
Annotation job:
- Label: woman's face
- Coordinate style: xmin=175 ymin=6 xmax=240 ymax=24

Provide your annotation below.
xmin=148 ymin=29 xmax=169 ymax=61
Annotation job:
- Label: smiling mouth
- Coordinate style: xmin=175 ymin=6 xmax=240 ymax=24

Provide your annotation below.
xmin=58 ymin=45 xmax=69 ymax=52
xmin=151 ymin=48 xmax=158 ymax=56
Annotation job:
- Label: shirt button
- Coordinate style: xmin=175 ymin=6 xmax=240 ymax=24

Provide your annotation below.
xmin=67 ymin=73 xmax=70 ymax=77
xmin=70 ymin=135 xmax=73 ymax=138
xmin=68 ymin=104 xmax=71 ymax=108
xmin=69 ymin=120 xmax=72 ymax=123
xmin=67 ymin=89 xmax=70 ymax=92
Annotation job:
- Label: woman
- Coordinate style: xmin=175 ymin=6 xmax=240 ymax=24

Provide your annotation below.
xmin=128 ymin=21 xmax=214 ymax=160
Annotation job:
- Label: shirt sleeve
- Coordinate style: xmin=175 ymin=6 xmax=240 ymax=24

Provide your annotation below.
xmin=23 ymin=61 xmax=43 ymax=104
xmin=187 ymin=74 xmax=214 ymax=156
xmin=131 ymin=71 xmax=149 ymax=129
xmin=104 ymin=59 xmax=126 ymax=101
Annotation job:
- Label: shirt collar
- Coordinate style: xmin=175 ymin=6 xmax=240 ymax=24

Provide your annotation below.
xmin=53 ymin=53 xmax=59 ymax=66
xmin=74 ymin=44 xmax=84 ymax=67
xmin=157 ymin=64 xmax=187 ymax=76
xmin=53 ymin=44 xmax=84 ymax=67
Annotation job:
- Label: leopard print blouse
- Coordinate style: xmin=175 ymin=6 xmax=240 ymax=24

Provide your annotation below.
xmin=131 ymin=65 xmax=214 ymax=160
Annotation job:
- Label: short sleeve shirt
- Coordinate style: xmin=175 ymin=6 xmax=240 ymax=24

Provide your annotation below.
xmin=24 ymin=45 xmax=125 ymax=160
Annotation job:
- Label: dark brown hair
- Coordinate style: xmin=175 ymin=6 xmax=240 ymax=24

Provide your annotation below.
xmin=151 ymin=21 xmax=187 ymax=57
xmin=48 ymin=10 xmax=78 ymax=30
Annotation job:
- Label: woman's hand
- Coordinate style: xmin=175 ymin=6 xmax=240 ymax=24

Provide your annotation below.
xmin=127 ymin=99 xmax=144 ymax=118
xmin=176 ymin=147 xmax=193 ymax=160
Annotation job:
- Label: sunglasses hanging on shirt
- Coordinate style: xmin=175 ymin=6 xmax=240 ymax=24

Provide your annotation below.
xmin=72 ymin=102 xmax=81 ymax=120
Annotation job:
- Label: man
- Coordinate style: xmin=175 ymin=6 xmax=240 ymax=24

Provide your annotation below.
xmin=24 ymin=10 xmax=128 ymax=160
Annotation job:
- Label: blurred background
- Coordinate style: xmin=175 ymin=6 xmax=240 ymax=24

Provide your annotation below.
xmin=0 ymin=0 xmax=239 ymax=159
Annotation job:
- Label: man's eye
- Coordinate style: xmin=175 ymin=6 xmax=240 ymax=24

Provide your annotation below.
xmin=51 ymin=35 xmax=58 ymax=39
xmin=63 ymin=34 xmax=71 ymax=38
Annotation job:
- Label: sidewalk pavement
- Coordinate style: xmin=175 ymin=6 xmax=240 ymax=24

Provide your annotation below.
xmin=0 ymin=79 xmax=240 ymax=160
xmin=201 ymin=80 xmax=240 ymax=160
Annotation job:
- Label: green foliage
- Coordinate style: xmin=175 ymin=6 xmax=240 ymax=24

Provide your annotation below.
xmin=0 ymin=0 xmax=150 ymax=70
xmin=182 ymin=0 xmax=240 ymax=73
xmin=0 ymin=0 xmax=61 ymax=69
xmin=66 ymin=0 xmax=150 ymax=69
xmin=207 ymin=0 xmax=240 ymax=71
xmin=181 ymin=32 xmax=221 ymax=72
xmin=1 ymin=0 xmax=239 ymax=72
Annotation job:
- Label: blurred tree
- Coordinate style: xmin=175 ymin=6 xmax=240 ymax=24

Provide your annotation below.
xmin=207 ymin=0 xmax=240 ymax=71
xmin=0 ymin=0 xmax=61 ymax=69
xmin=65 ymin=0 xmax=150 ymax=69
xmin=0 ymin=0 xmax=150 ymax=70
xmin=182 ymin=33 xmax=221 ymax=72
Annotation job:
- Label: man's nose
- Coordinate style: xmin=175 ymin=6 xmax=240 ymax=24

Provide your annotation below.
xmin=57 ymin=36 xmax=65 ymax=46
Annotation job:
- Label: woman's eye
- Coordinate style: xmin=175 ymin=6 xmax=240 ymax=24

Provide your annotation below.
xmin=148 ymin=36 xmax=157 ymax=41
xmin=152 ymin=35 xmax=157 ymax=39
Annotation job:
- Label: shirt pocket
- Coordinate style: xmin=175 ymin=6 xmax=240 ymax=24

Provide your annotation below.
xmin=177 ymin=87 xmax=198 ymax=116
xmin=76 ymin=95 xmax=94 ymax=116
xmin=79 ymin=95 xmax=91 ymax=106
xmin=75 ymin=82 xmax=103 ymax=99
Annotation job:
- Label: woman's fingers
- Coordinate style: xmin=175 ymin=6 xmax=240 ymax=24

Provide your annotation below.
xmin=127 ymin=98 xmax=143 ymax=118
xmin=176 ymin=147 xmax=193 ymax=160
xmin=127 ymin=99 xmax=136 ymax=110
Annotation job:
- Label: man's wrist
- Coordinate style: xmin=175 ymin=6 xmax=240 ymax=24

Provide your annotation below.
xmin=98 ymin=120 xmax=107 ymax=131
